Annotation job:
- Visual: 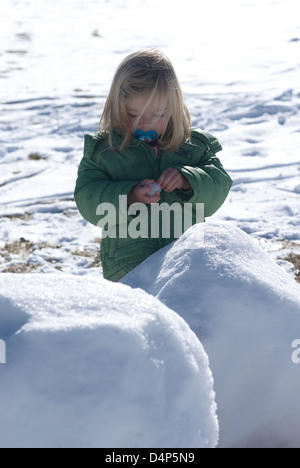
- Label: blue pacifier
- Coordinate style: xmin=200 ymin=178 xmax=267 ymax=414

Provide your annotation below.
xmin=134 ymin=129 xmax=158 ymax=142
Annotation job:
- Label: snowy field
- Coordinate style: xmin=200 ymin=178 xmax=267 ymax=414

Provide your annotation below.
xmin=123 ymin=223 xmax=300 ymax=448
xmin=0 ymin=0 xmax=300 ymax=276
xmin=1 ymin=0 xmax=300 ymax=448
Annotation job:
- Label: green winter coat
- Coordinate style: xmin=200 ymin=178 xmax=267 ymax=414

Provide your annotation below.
xmin=74 ymin=128 xmax=232 ymax=281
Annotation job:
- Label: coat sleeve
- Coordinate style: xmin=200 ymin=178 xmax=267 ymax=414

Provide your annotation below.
xmin=74 ymin=155 xmax=137 ymax=227
xmin=174 ymin=148 xmax=233 ymax=218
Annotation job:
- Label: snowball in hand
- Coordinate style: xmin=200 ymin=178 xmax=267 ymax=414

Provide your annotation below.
xmin=147 ymin=183 xmax=162 ymax=196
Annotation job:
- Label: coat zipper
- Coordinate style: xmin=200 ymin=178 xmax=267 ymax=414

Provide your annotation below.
xmin=141 ymin=142 xmax=161 ymax=180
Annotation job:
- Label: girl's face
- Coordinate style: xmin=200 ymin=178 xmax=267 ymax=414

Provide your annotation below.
xmin=125 ymin=92 xmax=170 ymax=137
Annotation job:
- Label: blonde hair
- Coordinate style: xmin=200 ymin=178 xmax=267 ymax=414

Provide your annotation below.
xmin=99 ymin=49 xmax=191 ymax=152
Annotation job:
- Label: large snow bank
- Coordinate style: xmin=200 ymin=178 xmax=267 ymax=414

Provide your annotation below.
xmin=0 ymin=274 xmax=218 ymax=448
xmin=122 ymin=223 xmax=300 ymax=448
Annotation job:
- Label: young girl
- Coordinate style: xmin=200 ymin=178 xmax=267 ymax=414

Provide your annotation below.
xmin=74 ymin=49 xmax=232 ymax=282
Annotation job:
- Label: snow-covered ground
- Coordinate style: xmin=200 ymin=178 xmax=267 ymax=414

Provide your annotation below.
xmin=123 ymin=223 xmax=300 ymax=448
xmin=0 ymin=273 xmax=218 ymax=448
xmin=0 ymin=0 xmax=300 ymax=276
xmin=1 ymin=0 xmax=300 ymax=448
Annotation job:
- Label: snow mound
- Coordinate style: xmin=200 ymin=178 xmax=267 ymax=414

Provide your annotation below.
xmin=0 ymin=274 xmax=218 ymax=449
xmin=122 ymin=222 xmax=300 ymax=448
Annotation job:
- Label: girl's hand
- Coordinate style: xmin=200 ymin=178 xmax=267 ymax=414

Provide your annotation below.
xmin=157 ymin=168 xmax=191 ymax=192
xmin=127 ymin=179 xmax=161 ymax=206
